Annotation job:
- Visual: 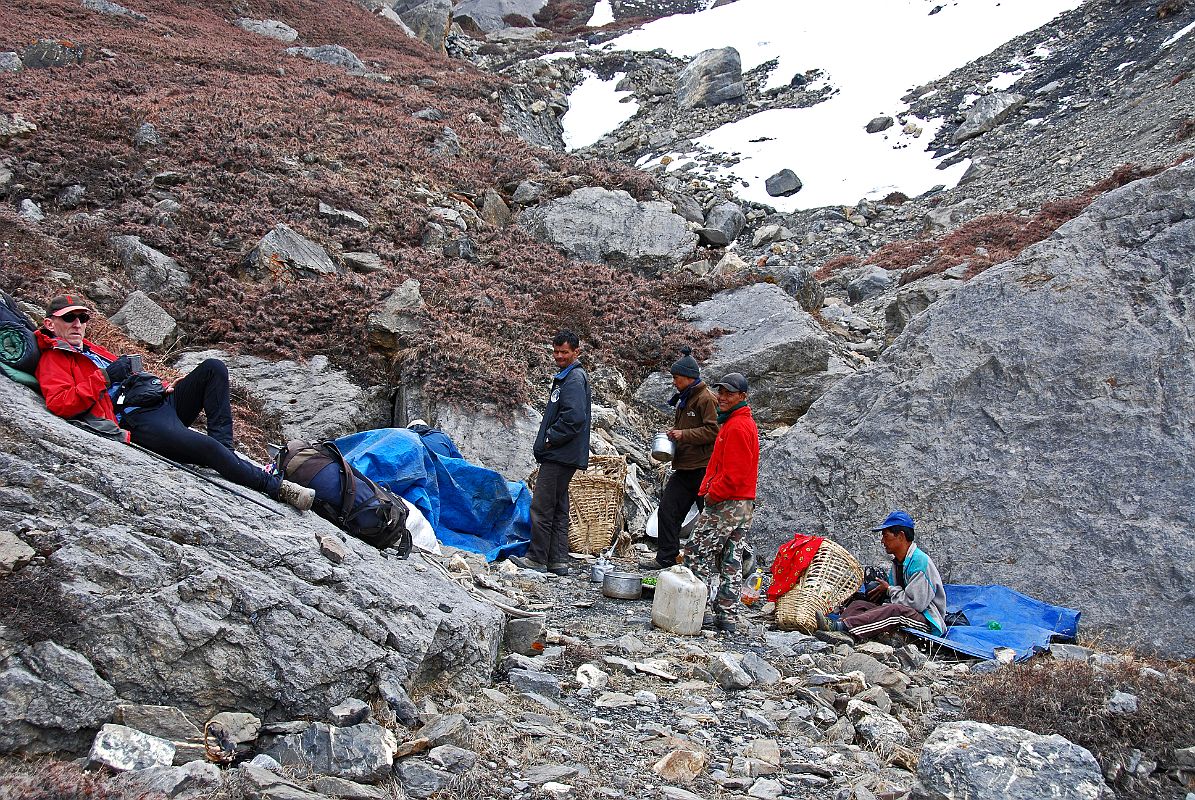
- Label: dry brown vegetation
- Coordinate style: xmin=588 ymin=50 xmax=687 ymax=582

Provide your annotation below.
xmin=0 ymin=0 xmax=715 ymax=413
xmin=964 ymin=657 xmax=1195 ymax=800
xmin=0 ymin=758 xmax=155 ymax=800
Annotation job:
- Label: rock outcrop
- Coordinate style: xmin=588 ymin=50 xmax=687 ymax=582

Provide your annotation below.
xmin=675 ymin=47 xmax=744 ymax=109
xmin=754 ymin=162 xmax=1195 ymax=657
xmin=519 ymin=187 xmax=698 ymax=272
xmin=0 ymin=377 xmax=504 ymax=753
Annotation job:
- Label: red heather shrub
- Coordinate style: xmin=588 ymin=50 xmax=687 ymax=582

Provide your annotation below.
xmin=0 ymin=0 xmax=712 ymax=413
xmin=813 ymin=254 xmax=859 ymax=281
xmin=0 ymin=759 xmax=152 ymax=800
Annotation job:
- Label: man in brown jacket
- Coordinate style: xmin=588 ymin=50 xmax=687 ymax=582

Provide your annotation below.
xmin=643 ymin=347 xmax=720 ymax=570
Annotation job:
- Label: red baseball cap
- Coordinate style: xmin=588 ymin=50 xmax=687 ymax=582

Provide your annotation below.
xmin=46 ymin=294 xmax=91 ymax=317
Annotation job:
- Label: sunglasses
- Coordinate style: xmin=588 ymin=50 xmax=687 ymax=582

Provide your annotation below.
xmin=59 ymin=312 xmax=90 ymax=324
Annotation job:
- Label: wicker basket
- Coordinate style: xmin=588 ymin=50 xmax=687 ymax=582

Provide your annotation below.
xmin=776 ymin=539 xmax=864 ymax=633
xmin=529 ymin=455 xmax=627 ymax=555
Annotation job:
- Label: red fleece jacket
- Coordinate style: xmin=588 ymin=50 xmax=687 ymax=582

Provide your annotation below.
xmin=35 ymin=329 xmax=119 ymax=425
xmin=698 ymin=404 xmax=759 ymax=503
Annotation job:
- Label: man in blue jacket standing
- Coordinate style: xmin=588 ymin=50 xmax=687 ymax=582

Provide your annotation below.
xmin=511 ymin=330 xmax=591 ymax=576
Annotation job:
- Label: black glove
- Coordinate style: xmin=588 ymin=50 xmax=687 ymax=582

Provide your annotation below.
xmin=105 ymin=355 xmax=134 ymax=386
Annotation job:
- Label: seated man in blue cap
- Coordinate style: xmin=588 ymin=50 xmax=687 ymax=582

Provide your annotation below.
xmin=818 ymin=510 xmax=946 ymax=639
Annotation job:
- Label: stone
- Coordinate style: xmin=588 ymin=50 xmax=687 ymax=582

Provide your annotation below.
xmin=368 ymin=279 xmax=425 ymax=349
xmin=841 ymin=653 xmax=908 ymax=691
xmin=594 ymin=691 xmax=637 ymax=708
xmin=0 ymin=113 xmax=37 ymax=143
xmin=453 ymin=0 xmax=547 ymax=32
xmin=676 ymin=47 xmax=744 ymax=109
xmin=754 ymin=162 xmax=1195 ymax=657
xmin=680 ymin=283 xmax=853 ymax=424
xmin=669 ymin=193 xmax=705 ymax=224
xmin=740 ymin=652 xmax=781 ymax=685
xmin=0 ymin=532 xmax=35 ymax=577
xmin=575 ymin=664 xmax=608 ymax=690
xmin=776 ymin=265 xmax=825 ymax=312
xmin=57 ymin=184 xmax=86 ymax=209
xmin=0 ymin=640 xmax=118 ymax=753
xmin=243 ymin=223 xmax=339 ymax=278
xmin=22 ymin=39 xmax=84 ymax=69
xmin=116 ymin=760 xmax=222 ymax=799
xmin=236 ymin=18 xmax=300 ymax=42
xmin=855 ymin=686 xmax=891 ymax=714
xmin=847 ymin=265 xmax=895 ymax=304
xmin=865 ymin=116 xmax=894 ymax=133
xmin=519 ymin=187 xmax=698 ymax=272
xmin=265 ymin=722 xmax=396 ymax=784
xmin=413 ymin=108 xmax=445 ymax=121
xmin=320 ymin=535 xmax=348 ymax=564
xmin=504 ymin=616 xmax=545 ymax=656
xmin=418 ymin=713 xmax=472 ymax=748
xmin=618 ymin=634 xmax=648 ymax=655
xmin=431 ymin=127 xmax=462 ymax=157
xmin=479 ymin=189 xmax=512 ymax=228
xmin=508 ymin=667 xmax=561 ymax=698
xmin=205 ymin=712 xmax=260 ymax=761
xmin=114 ymin=705 xmax=202 ymax=742
xmin=109 ymin=235 xmax=190 ymax=299
xmin=342 ymin=252 xmax=386 ymax=273
xmin=1106 ymin=690 xmax=1138 ymax=714
xmin=697 ymin=202 xmax=746 ymax=246
xmin=310 ymin=776 xmax=387 ymax=799
xmin=653 ymin=748 xmax=705 ymax=782
xmin=512 ymin=181 xmax=543 ymax=205
xmin=1050 ymin=644 xmax=1094 ymax=661
xmin=747 ymin=778 xmax=784 ymax=799
xmin=18 ymin=200 xmax=43 ymax=222
xmin=852 ymin=708 xmax=908 ymax=746
xmin=0 ymin=378 xmax=503 ymax=748
xmin=395 ymin=760 xmax=454 ymax=799
xmin=89 ymin=724 xmax=175 ymax=771
xmin=285 ymin=45 xmax=365 ymax=72
xmin=710 ymin=653 xmax=754 ymax=690
xmin=765 ymin=169 xmax=802 ymax=197
xmin=400 ymin=0 xmax=454 ymax=55
xmin=884 ymin=276 xmax=956 ymax=337
xmin=917 ymin=721 xmax=1108 ymax=800
xmin=0 ymin=53 xmax=21 ymax=73
xmin=525 ymin=764 xmax=580 ymax=785
xmin=173 ymin=349 xmax=369 ymax=442
xmin=427 ymin=744 xmax=477 ymax=773
xmin=318 ymin=201 xmax=369 ymax=229
xmin=329 ymin=698 xmax=371 ymax=727
xmin=660 ymin=788 xmax=704 ymax=800
xmin=952 ymin=92 xmax=1026 ymax=143
xmin=741 ymin=739 xmax=781 ymax=765
xmin=83 ymin=0 xmax=147 ymax=20
xmin=109 ymin=291 xmax=177 ymax=349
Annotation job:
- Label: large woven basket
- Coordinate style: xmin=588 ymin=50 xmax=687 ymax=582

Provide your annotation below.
xmin=529 ymin=455 xmax=627 ymax=555
xmin=776 ymin=539 xmax=864 ymax=633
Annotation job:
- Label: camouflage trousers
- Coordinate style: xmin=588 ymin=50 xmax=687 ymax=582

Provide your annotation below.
xmin=682 ymin=499 xmax=753 ymax=615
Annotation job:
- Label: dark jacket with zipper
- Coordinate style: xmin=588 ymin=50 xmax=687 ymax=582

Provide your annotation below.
xmin=670 ymin=381 xmax=719 ymax=471
xmin=533 ymin=362 xmax=591 ymax=470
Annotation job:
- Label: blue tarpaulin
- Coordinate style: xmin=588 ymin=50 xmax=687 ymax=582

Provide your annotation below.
xmin=334 ymin=428 xmax=531 ymax=562
xmin=904 ymin=584 xmax=1080 ymax=662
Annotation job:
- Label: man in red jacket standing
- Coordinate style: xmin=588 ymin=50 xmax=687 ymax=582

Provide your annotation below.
xmin=682 ymin=372 xmax=759 ymax=634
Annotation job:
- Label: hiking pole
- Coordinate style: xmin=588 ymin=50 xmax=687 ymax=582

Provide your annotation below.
xmin=127 ymin=441 xmax=285 ymax=517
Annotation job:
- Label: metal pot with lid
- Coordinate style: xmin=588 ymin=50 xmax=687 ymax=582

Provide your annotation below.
xmin=651 ymin=431 xmax=675 ymax=462
xmin=602 ymin=571 xmax=643 ymax=600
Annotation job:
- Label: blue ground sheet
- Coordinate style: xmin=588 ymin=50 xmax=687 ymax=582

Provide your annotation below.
xmin=334 ymin=428 xmax=531 ymax=562
xmin=905 ymin=584 xmax=1080 ymax=661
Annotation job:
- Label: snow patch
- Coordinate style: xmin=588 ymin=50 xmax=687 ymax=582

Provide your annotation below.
xmin=1162 ymin=20 xmax=1195 ymax=48
xmin=588 ymin=0 xmax=614 ymax=27
xmin=562 ymin=71 xmax=639 ymax=150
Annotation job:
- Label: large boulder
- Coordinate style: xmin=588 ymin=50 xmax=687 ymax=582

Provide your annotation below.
xmin=952 ymin=92 xmax=1026 ymax=144
xmin=754 ymin=161 xmax=1195 ymax=657
xmin=109 ymin=235 xmax=190 ymax=300
xmin=243 ymin=224 xmax=339 ymax=279
xmin=680 ymin=283 xmax=854 ymax=424
xmin=434 ymin=404 xmax=542 ymax=482
xmin=401 ymin=0 xmax=453 ymax=55
xmin=916 ymin=722 xmax=1109 ymax=800
xmin=453 ymin=0 xmax=547 ymax=32
xmin=519 ymin=187 xmax=697 ymax=272
xmin=173 ymin=349 xmax=376 ymax=442
xmin=675 ymin=47 xmax=744 ymax=109
xmin=109 ymin=291 xmax=177 ymax=350
xmin=0 ymin=377 xmax=503 ymax=755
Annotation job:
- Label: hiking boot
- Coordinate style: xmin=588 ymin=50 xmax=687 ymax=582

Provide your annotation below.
xmin=814 ymin=609 xmax=846 ymax=633
xmin=509 ymin=555 xmax=548 ymax=573
xmin=546 ymin=562 xmax=571 ymax=577
xmin=717 ymin=615 xmax=737 ymax=635
xmin=638 ymin=556 xmax=669 ymax=572
xmin=277 ymin=480 xmax=315 ymax=512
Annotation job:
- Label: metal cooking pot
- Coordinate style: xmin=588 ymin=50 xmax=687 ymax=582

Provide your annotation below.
xmin=651 ymin=431 xmax=675 ymax=462
xmin=602 ymin=571 xmax=643 ymax=600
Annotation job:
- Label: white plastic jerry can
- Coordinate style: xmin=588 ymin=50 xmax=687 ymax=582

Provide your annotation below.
xmin=651 ymin=565 xmax=707 ymax=636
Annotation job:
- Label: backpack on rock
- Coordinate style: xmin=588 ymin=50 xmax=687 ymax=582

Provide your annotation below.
xmin=276 ymin=440 xmax=412 ymax=556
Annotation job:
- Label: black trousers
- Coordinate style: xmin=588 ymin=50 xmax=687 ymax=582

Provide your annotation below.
xmin=122 ymin=359 xmax=279 ymax=496
xmin=528 ymin=461 xmax=577 ymax=564
xmin=656 ymin=467 xmax=706 ymax=567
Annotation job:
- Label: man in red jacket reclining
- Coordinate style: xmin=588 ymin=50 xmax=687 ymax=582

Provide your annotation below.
xmin=681 ymin=372 xmax=759 ymax=634
xmin=35 ymin=294 xmax=313 ymax=511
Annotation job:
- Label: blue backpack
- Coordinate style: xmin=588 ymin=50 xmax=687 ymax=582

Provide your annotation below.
xmin=0 ymin=290 xmax=39 ymax=375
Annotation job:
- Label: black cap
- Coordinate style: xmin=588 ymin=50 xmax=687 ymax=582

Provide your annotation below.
xmin=46 ymin=294 xmax=91 ymax=318
xmin=711 ymin=372 xmax=749 ymax=393
xmin=669 ymin=346 xmax=700 ymax=379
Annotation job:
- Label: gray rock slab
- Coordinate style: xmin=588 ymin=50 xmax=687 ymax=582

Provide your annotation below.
xmin=846 ymin=265 xmax=895 ymax=305
xmin=400 ymin=0 xmax=453 ymax=55
xmin=22 ymin=39 xmax=84 ymax=68
xmin=866 ymin=115 xmax=894 ymax=133
xmin=310 ymin=775 xmax=387 ymax=799
xmin=342 ymin=252 xmax=385 ymax=273
xmin=236 ymin=18 xmax=299 ymax=42
xmin=884 ymin=275 xmax=956 ymax=337
xmin=418 ymin=713 xmax=471 ymax=748
xmin=318 ymin=201 xmax=369 ymax=229
xmin=754 ymin=161 xmax=1195 ymax=658
xmin=109 ymin=290 xmax=177 ymax=349
xmin=710 ymin=653 xmax=753 ymax=690
xmin=329 ymin=698 xmax=370 ymax=727
xmin=697 ymin=202 xmax=746 ymax=246
xmin=740 ymin=652 xmax=781 ymax=685
xmin=114 ymin=705 xmax=201 ymax=741
xmin=519 ymin=186 xmax=697 ymax=272
xmin=952 ymin=92 xmax=1026 ymax=144
xmin=367 ymin=279 xmax=424 ymax=350
xmin=116 ymin=760 xmax=222 ymax=799
xmin=917 ymin=721 xmax=1108 ymax=800
xmin=427 ymin=743 xmax=477 ymax=773
xmin=173 ymin=349 xmax=370 ymax=442
xmin=432 ymin=402 xmax=541 ymax=481
xmin=765 ymin=169 xmax=802 ymax=197
xmin=676 ymin=47 xmax=744 ymax=109
xmin=89 ymin=723 xmax=175 ymax=771
xmin=109 ymin=235 xmax=190 ymax=299
xmin=0 ymin=53 xmax=21 ymax=73
xmin=453 ymin=0 xmax=547 ymax=32
xmin=0 ymin=532 xmax=35 ymax=577
xmin=507 ymin=667 xmax=561 ymax=698
xmin=243 ymin=223 xmax=339 ymax=278
xmin=0 ymin=377 xmax=503 ymax=748
xmin=265 ymin=722 xmax=396 ymax=783
xmin=285 ymin=45 xmax=365 ymax=72
xmin=681 ymin=282 xmax=853 ymax=424
xmin=82 ymin=0 xmax=147 ymax=20
xmin=395 ymin=759 xmax=454 ymax=798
